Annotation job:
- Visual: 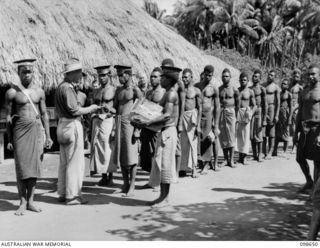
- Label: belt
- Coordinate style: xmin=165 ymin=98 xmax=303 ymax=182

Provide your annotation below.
xmin=59 ymin=117 xmax=81 ymax=122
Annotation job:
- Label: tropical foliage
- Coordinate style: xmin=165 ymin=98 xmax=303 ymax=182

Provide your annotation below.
xmin=143 ymin=0 xmax=320 ymax=71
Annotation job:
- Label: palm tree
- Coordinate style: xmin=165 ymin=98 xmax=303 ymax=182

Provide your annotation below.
xmin=175 ymin=0 xmax=219 ymax=48
xmin=209 ymin=0 xmax=260 ymax=51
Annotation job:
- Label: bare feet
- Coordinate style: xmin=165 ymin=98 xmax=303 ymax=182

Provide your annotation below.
xmin=65 ymin=197 xmax=88 ymax=205
xmin=297 ymin=181 xmax=313 ymax=194
xmin=151 ymin=200 xmax=170 ymax=208
xmin=192 ymin=169 xmax=199 ymax=178
xmin=152 ymin=186 xmax=160 ymax=192
xmin=122 ymin=189 xmax=135 ymax=197
xmin=200 ymin=164 xmax=209 ymax=175
xmin=27 ymin=203 xmax=42 ymax=213
xmin=140 ymin=183 xmax=152 ymax=189
xmin=15 ymin=202 xmax=27 ymax=216
xmin=264 ymin=154 xmax=272 ymax=160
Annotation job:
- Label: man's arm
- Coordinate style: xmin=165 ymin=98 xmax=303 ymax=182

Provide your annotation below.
xmin=274 ymin=86 xmax=280 ymax=123
xmin=195 ymin=88 xmax=202 ymax=134
xmin=294 ymin=91 xmax=303 ymax=144
xmin=178 ymin=80 xmax=185 ymax=133
xmin=250 ymin=89 xmax=257 ymax=113
xmin=213 ymin=86 xmax=220 ymax=134
xmin=288 ymin=92 xmax=293 ymax=125
xmin=234 ymin=87 xmax=240 ymax=119
xmin=5 ymin=89 xmax=15 ymax=149
xmin=38 ymin=89 xmax=52 ymax=148
xmin=261 ymin=87 xmax=267 ymax=126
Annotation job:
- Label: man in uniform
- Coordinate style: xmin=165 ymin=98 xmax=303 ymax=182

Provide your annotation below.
xmin=219 ymin=68 xmax=239 ymax=168
xmin=250 ymin=69 xmax=267 ymax=162
xmin=113 ymin=65 xmax=142 ymax=197
xmin=290 ymin=69 xmax=303 ymax=152
xmin=90 ymin=65 xmax=117 ymax=186
xmin=274 ymin=79 xmax=292 ymax=157
xmin=137 ymin=66 xmax=180 ymax=208
xmin=236 ymin=72 xmax=256 ymax=165
xmin=55 ymin=58 xmax=100 ymax=205
xmin=195 ymin=65 xmax=220 ymax=173
xmin=6 ymin=59 xmax=53 ymax=215
xmin=294 ymin=65 xmax=320 ymax=239
xmin=180 ymin=68 xmax=202 ymax=177
xmin=264 ymin=70 xmax=280 ymax=159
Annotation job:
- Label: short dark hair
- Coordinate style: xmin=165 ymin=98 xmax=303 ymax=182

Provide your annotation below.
xmin=152 ymin=67 xmax=162 ymax=74
xmin=253 ymin=69 xmax=262 ymax=75
xmin=204 ymin=65 xmax=214 ymax=73
xmin=182 ymin=68 xmax=193 ymax=75
xmin=240 ymin=71 xmax=249 ymax=79
xmin=309 ymin=64 xmax=320 ymax=70
xmin=268 ymin=69 xmax=276 ymax=75
xmin=222 ymin=68 xmax=231 ymax=74
xmin=161 ymin=58 xmax=174 ymax=67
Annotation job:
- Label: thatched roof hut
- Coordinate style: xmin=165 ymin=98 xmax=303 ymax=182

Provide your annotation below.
xmin=0 ymin=0 xmax=239 ymax=91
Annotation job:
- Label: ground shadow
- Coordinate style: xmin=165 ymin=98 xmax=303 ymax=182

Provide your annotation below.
xmin=106 ymin=182 xmax=312 ymax=241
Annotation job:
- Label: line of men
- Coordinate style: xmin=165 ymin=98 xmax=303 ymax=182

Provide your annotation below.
xmin=5 ymin=57 xmax=320 ymax=240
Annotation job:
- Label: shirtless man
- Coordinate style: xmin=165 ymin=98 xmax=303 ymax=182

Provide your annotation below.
xmin=180 ymin=68 xmax=202 ymax=178
xmin=250 ymin=69 xmax=267 ymax=162
xmin=140 ymin=67 xmax=165 ymax=180
xmin=236 ymin=72 xmax=256 ymax=165
xmin=114 ymin=65 xmax=142 ymax=197
xmin=290 ymin=69 xmax=303 ymax=152
xmin=264 ymin=70 xmax=280 ymax=159
xmin=274 ymin=79 xmax=292 ymax=157
xmin=294 ymin=65 xmax=320 ymax=240
xmin=137 ymin=66 xmax=180 ymax=208
xmin=219 ymin=68 xmax=239 ymax=168
xmin=6 ymin=59 xmax=53 ymax=215
xmin=161 ymin=59 xmax=185 ymax=177
xmin=138 ymin=76 xmax=149 ymax=97
xmin=90 ymin=65 xmax=116 ymax=186
xmin=195 ymin=65 xmax=220 ymax=173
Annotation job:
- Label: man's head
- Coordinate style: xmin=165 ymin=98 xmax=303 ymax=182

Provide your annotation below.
xmin=138 ymin=76 xmax=148 ymax=91
xmin=14 ymin=59 xmax=36 ymax=87
xmin=252 ymin=69 xmax=262 ymax=84
xmin=267 ymin=69 xmax=276 ymax=83
xmin=222 ymin=68 xmax=231 ymax=86
xmin=161 ymin=58 xmax=174 ymax=67
xmin=182 ymin=68 xmax=193 ymax=87
xmin=203 ymin=65 xmax=214 ymax=84
xmin=114 ymin=65 xmax=132 ymax=85
xmin=240 ymin=71 xmax=249 ymax=88
xmin=63 ymin=58 xmax=83 ymax=85
xmin=308 ymin=64 xmax=320 ymax=86
xmin=92 ymin=79 xmax=100 ymax=89
xmin=292 ymin=68 xmax=301 ymax=83
xmin=281 ymin=78 xmax=289 ymax=91
xmin=150 ymin=67 xmax=162 ymax=88
xmin=161 ymin=66 xmax=182 ymax=89
xmin=94 ymin=65 xmax=111 ymax=86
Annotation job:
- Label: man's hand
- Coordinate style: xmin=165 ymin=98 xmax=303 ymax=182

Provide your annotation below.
xmin=7 ymin=142 xmax=13 ymax=151
xmin=177 ymin=123 xmax=183 ymax=134
xmin=133 ymin=129 xmax=141 ymax=139
xmin=90 ymin=104 xmax=101 ymax=113
xmin=213 ymin=127 xmax=219 ymax=136
xmin=288 ymin=119 xmax=292 ymax=125
xmin=45 ymin=138 xmax=53 ymax=149
xmin=316 ymin=136 xmax=320 ymax=147
xmin=274 ymin=117 xmax=279 ymax=124
xmin=110 ymin=130 xmax=116 ymax=142
xmin=262 ymin=120 xmax=267 ymax=126
xmin=293 ymin=132 xmax=299 ymax=145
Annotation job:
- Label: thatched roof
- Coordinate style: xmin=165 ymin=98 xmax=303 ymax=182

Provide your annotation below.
xmin=0 ymin=0 xmax=239 ymax=90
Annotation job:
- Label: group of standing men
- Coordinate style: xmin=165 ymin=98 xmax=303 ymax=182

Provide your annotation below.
xmin=5 ymin=56 xmax=320 ymax=240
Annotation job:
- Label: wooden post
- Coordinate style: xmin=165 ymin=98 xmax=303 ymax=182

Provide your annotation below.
xmin=0 ymin=132 xmax=4 ymax=164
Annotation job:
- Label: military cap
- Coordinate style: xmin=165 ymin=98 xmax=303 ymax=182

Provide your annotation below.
xmin=14 ymin=59 xmax=36 ymax=71
xmin=114 ymin=65 xmax=132 ymax=75
xmin=94 ymin=65 xmax=111 ymax=75
xmin=161 ymin=58 xmax=174 ymax=67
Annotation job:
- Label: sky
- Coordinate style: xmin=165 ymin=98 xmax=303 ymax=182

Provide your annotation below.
xmin=130 ymin=0 xmax=180 ymax=15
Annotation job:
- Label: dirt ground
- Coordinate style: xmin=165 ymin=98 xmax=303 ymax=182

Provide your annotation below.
xmin=0 ymin=150 xmax=313 ymax=241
